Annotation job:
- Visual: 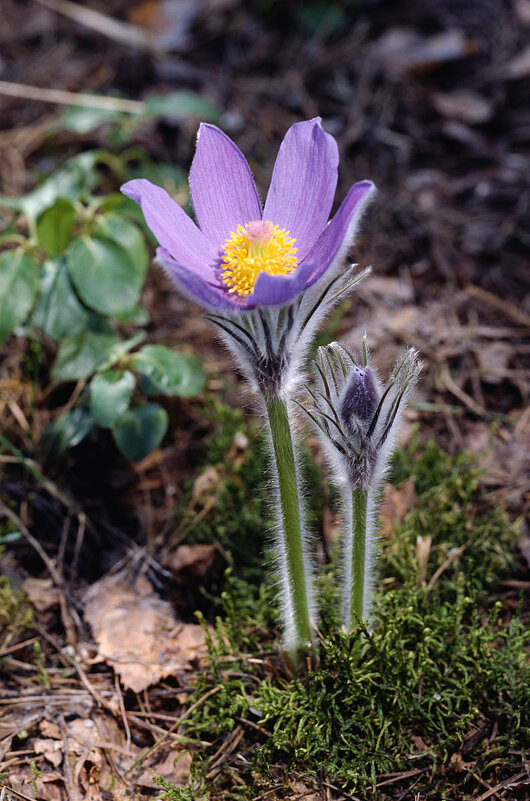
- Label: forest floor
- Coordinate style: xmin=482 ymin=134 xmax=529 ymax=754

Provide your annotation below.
xmin=0 ymin=1 xmax=529 ymax=799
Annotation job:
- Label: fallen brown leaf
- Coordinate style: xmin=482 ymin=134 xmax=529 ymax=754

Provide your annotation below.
xmin=432 ymin=90 xmax=492 ymax=124
xmin=22 ymin=577 xmax=61 ymax=612
xmin=84 ymin=571 xmax=206 ymax=693
xmin=33 ymin=736 xmax=63 ymax=767
xmin=162 ymin=543 xmax=218 ymax=577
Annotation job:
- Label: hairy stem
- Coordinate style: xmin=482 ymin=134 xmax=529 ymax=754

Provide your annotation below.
xmin=346 ymin=486 xmax=368 ymax=628
xmin=264 ymin=394 xmax=313 ymax=654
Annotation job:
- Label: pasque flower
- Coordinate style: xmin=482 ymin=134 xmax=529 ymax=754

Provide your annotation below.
xmin=122 ymin=119 xmax=373 ymax=313
xmin=303 ymin=339 xmax=421 ymax=628
xmin=122 ymin=119 xmax=375 ymax=397
xmin=121 ymin=119 xmax=375 ymax=657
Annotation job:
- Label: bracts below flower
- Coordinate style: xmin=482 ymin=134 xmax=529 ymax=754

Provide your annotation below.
xmin=301 ymin=338 xmax=422 ymax=629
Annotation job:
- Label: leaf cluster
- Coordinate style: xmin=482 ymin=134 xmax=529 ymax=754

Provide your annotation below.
xmin=0 ymin=154 xmax=206 ymax=462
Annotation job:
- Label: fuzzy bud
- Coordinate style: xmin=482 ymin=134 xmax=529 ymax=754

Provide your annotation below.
xmin=341 ymin=366 xmax=379 ymax=426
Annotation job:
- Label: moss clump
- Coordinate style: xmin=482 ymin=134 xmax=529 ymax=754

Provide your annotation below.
xmin=169 ymin=437 xmax=527 ymax=800
xmin=0 ymin=575 xmax=34 ymax=640
xmin=174 ymin=397 xmax=327 ymax=596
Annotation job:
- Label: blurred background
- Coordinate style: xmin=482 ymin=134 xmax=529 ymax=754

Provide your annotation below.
xmin=0 ymin=0 xmax=529 ymax=795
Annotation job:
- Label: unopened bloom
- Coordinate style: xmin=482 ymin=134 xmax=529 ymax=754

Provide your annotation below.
xmin=122 ymin=119 xmax=375 ymax=396
xmin=306 ymin=338 xmax=422 ymax=489
xmin=304 ymin=338 xmax=421 ymax=626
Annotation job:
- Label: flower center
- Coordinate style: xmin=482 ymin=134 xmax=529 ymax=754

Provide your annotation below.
xmin=220 ymin=220 xmax=298 ymax=297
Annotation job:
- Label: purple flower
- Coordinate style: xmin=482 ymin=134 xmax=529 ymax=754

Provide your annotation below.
xmin=121 ymin=118 xmax=375 ymax=312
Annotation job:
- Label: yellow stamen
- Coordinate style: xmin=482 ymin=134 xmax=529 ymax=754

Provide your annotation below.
xmin=220 ymin=220 xmax=298 ymax=297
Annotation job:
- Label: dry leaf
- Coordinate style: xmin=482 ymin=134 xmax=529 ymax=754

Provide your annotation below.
xmin=476 ymin=342 xmax=511 ymax=383
xmin=362 ymin=276 xmax=414 ymax=303
xmin=190 ymin=466 xmax=222 ymax=507
xmin=322 ymin=506 xmax=341 ymax=548
xmin=432 ymin=90 xmax=492 ymax=124
xmin=374 ymin=28 xmax=476 ymax=76
xmin=65 ymin=718 xmax=104 ymax=764
xmin=33 ymin=737 xmax=63 ymax=767
xmin=22 ymin=577 xmax=61 ymax=611
xmin=39 ymin=719 xmax=61 ymax=739
xmin=84 ymin=571 xmax=206 ymax=692
xmin=504 ymin=44 xmax=530 ymax=78
xmin=227 ymin=430 xmax=250 ymax=467
xmin=136 ymin=750 xmax=192 ymax=789
xmin=411 ymin=734 xmax=429 ymax=752
xmin=416 ymin=535 xmax=432 ymax=587
xmin=162 ymin=543 xmax=218 ymax=577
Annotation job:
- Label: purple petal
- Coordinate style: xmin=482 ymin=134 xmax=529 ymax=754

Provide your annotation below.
xmin=189 ymin=124 xmax=262 ymax=248
xmin=299 ymin=180 xmax=376 ymax=287
xmin=121 ymin=179 xmax=217 ymax=278
xmin=244 ymin=261 xmax=319 ymax=308
xmin=156 ymin=247 xmax=238 ymax=312
xmin=263 ymin=119 xmax=339 ymax=262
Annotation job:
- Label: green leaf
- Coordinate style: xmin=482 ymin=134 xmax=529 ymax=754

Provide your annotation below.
xmin=133 ymin=345 xmax=206 ymax=397
xmin=89 ymin=369 xmax=135 ymax=428
xmin=111 ymin=403 xmax=168 ymax=462
xmin=33 ymin=259 xmax=88 ymax=339
xmin=94 ymin=214 xmax=148 ymax=278
xmin=52 ymin=324 xmax=119 ymax=381
xmin=41 ymin=406 xmax=94 ymax=460
xmin=0 ymin=152 xmax=100 ymax=221
xmin=0 ymin=250 xmax=37 ymax=345
xmin=36 ymin=198 xmax=76 ymax=257
xmin=97 ymin=330 xmax=146 ymax=371
xmin=114 ymin=304 xmax=150 ymax=326
xmin=143 ymin=91 xmax=220 ymax=123
xmin=53 ymin=105 xmax=125 ymax=135
xmin=67 ymin=234 xmax=145 ymax=316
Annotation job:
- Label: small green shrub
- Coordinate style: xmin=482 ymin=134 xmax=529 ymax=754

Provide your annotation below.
xmin=0 ymin=155 xmax=206 ymax=463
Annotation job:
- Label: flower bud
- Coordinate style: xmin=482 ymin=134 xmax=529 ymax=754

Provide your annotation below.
xmin=341 ymin=366 xmax=378 ymax=426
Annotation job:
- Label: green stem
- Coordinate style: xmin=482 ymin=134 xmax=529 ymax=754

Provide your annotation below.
xmin=264 ymin=394 xmax=312 ymax=652
xmin=349 ymin=487 xmax=368 ymax=628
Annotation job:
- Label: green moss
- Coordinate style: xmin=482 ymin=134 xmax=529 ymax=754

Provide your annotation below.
xmin=0 ymin=575 xmax=34 ymax=640
xmin=384 ymin=437 xmax=518 ymax=600
xmin=167 ymin=435 xmax=527 ymax=800
xmin=175 ymin=396 xmax=327 ymax=595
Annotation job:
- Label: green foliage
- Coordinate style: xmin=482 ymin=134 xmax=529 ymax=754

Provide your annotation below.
xmin=0 ymin=250 xmax=37 ymax=345
xmin=51 ymin=90 xmax=220 ymax=147
xmin=0 ymin=575 xmax=34 ymax=639
xmin=33 ymin=258 xmax=88 ymax=338
xmin=153 ymin=772 xmax=205 ymax=801
xmin=172 ymin=398 xmax=326 ymax=603
xmin=89 ymin=370 xmax=135 ymax=428
xmin=51 ymin=320 xmax=120 ymax=381
xmin=170 ymin=441 xmax=527 ymax=800
xmin=134 ymin=345 xmax=205 ymax=397
xmin=67 ymin=221 xmax=147 ymax=316
xmin=0 ymin=154 xmax=206 ymax=462
xmin=36 ymin=198 xmax=76 ymax=256
xmin=0 ymin=151 xmax=99 ymax=220
xmin=111 ymin=402 xmax=169 ymax=463
xmin=385 ymin=437 xmax=518 ymax=599
xmin=41 ymin=406 xmax=94 ymax=461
